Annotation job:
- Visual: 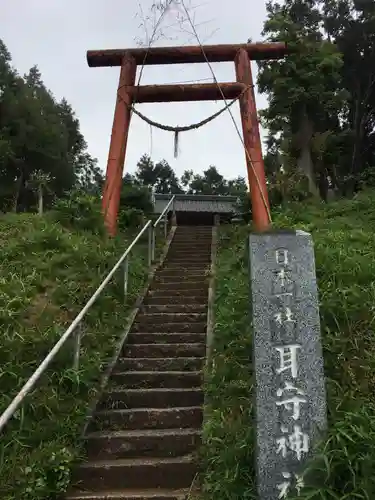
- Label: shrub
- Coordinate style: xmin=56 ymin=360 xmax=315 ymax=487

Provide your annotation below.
xmin=51 ymin=191 xmax=104 ymax=235
xmin=118 ymin=207 xmax=145 ymax=229
xmin=120 ymin=184 xmax=153 ymax=214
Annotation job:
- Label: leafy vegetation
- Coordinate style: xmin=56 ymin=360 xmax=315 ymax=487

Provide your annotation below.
xmin=258 ymin=0 xmax=375 ymax=199
xmin=0 ymin=213 xmax=154 ymax=500
xmin=125 ymin=155 xmax=248 ymax=197
xmin=2 ymin=2 xmax=375 ymax=498
xmin=0 ymin=42 xmax=102 ymax=213
xmin=0 ymin=38 xmax=246 ymax=222
xmin=202 ymin=190 xmax=375 ymax=499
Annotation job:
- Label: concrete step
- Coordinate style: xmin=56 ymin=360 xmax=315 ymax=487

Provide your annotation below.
xmin=159 ymin=266 xmax=209 ymax=274
xmin=84 ymin=428 xmax=201 ymax=460
xmin=98 ymin=388 xmax=204 ymax=410
xmin=72 ymin=455 xmax=197 ymax=490
xmin=166 ymin=247 xmax=211 ymax=253
xmin=127 ymin=332 xmax=206 ymax=344
xmin=146 ymin=289 xmax=207 ymax=300
xmin=175 ymin=229 xmax=212 ymax=233
xmin=114 ymin=357 xmax=204 ymax=372
xmin=167 ymin=253 xmax=210 ymax=257
xmin=168 ymin=245 xmax=211 ymax=251
xmin=122 ymin=343 xmax=206 ymax=359
xmin=152 ymin=274 xmax=209 ymax=290
xmin=166 ymin=251 xmax=211 ymax=258
xmin=167 ymin=242 xmax=211 ymax=248
xmin=164 ymin=253 xmax=210 ymax=259
xmin=161 ymin=266 xmax=210 ymax=273
xmin=161 ymin=266 xmax=209 ymax=274
xmin=175 ymin=226 xmax=212 ymax=231
xmin=144 ymin=294 xmax=207 ymax=305
xmin=171 ymin=237 xmax=212 ymax=243
xmin=176 ymin=225 xmax=212 ymax=228
xmin=165 ymin=248 xmax=211 ymax=254
xmin=173 ymin=233 xmax=211 ymax=238
xmin=135 ymin=312 xmax=207 ymax=324
xmin=150 ymin=281 xmax=208 ymax=291
xmin=66 ymin=488 xmax=189 ymax=500
xmin=90 ymin=406 xmax=203 ymax=432
xmin=140 ymin=304 xmax=207 ymax=314
xmin=164 ymin=255 xmax=210 ymax=262
xmin=156 ymin=268 xmax=209 ymax=277
xmin=131 ymin=321 xmax=207 ymax=334
xmin=172 ymin=232 xmax=212 ymax=237
xmin=109 ymin=371 xmax=203 ymax=389
xmin=127 ymin=331 xmax=207 ymax=344
xmin=154 ymin=274 xmax=208 ymax=283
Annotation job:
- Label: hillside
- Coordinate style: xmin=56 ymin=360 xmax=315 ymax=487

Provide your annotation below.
xmin=203 ymin=191 xmax=375 ymax=499
xmin=0 ymin=213 xmax=152 ymax=500
xmin=2 ymin=192 xmax=375 ymax=499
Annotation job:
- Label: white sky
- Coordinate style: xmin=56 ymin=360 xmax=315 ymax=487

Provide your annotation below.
xmin=1 ymin=0 xmax=270 ymax=181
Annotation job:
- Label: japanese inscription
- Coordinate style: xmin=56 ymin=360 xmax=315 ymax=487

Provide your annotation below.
xmin=249 ymin=231 xmax=327 ymax=499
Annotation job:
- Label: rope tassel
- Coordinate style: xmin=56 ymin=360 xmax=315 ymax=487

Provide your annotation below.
xmin=174 ymin=131 xmax=179 ymax=158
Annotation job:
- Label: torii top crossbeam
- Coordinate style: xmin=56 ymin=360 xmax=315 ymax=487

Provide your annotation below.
xmin=87 ymin=42 xmax=288 ymax=236
xmin=87 ymin=42 xmax=287 ymax=66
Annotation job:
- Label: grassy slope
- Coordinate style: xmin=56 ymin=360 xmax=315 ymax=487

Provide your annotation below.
xmin=202 ymin=191 xmax=375 ymax=499
xmin=0 ymin=213 xmax=153 ymax=500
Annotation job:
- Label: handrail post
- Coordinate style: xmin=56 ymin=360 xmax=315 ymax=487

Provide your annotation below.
xmin=72 ymin=324 xmax=82 ymax=371
xmin=123 ymin=255 xmax=129 ymax=299
xmin=152 ymin=228 xmax=156 ymax=262
xmin=148 ymin=223 xmax=153 ymax=265
xmin=164 ymin=213 xmax=168 ymax=239
xmin=172 ymin=198 xmax=176 ymax=226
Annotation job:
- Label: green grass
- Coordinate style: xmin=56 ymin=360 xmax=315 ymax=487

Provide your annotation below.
xmin=0 ymin=213 xmax=161 ymax=500
xmin=202 ymin=190 xmax=375 ymax=499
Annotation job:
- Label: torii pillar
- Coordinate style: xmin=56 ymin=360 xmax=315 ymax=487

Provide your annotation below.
xmin=86 ymin=42 xmax=288 ymax=236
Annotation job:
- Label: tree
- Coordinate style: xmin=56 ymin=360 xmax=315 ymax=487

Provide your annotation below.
xmin=0 ymin=40 xmax=21 ymax=210
xmin=57 ymin=98 xmax=99 ymax=194
xmin=258 ymin=0 xmax=375 ymax=199
xmin=154 ymin=160 xmax=183 ymax=194
xmin=135 ymin=154 xmax=183 ymax=193
xmin=135 ymin=154 xmax=156 ymax=187
xmin=227 ymin=176 xmax=248 ymax=196
xmin=27 ymin=169 xmax=53 ymax=215
xmin=120 ymin=175 xmax=153 ymax=213
xmin=0 ymin=40 xmax=100 ymax=212
xmin=323 ymin=0 xmax=375 ymax=189
xmin=182 ymin=166 xmax=247 ymax=196
xmin=76 ymin=155 xmax=103 ymax=196
xmin=257 ymin=0 xmax=346 ymax=197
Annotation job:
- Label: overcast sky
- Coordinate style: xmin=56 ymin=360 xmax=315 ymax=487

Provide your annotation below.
xmin=1 ymin=0 xmax=270 ymax=182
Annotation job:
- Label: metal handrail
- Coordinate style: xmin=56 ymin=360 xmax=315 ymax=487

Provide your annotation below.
xmin=154 ymin=195 xmax=175 ymax=229
xmin=0 ymin=211 xmax=170 ymax=434
xmin=152 ymin=195 xmax=175 ymax=261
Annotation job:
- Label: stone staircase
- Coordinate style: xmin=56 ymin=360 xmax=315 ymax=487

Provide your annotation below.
xmin=67 ymin=225 xmax=213 ymax=500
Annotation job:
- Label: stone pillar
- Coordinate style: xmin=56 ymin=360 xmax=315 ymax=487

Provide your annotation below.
xmin=249 ymin=229 xmax=327 ymax=499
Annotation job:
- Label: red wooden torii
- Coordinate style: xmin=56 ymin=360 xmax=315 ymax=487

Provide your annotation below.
xmin=86 ymin=42 xmax=288 ymax=236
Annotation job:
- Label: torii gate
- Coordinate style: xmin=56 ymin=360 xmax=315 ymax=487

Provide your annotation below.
xmin=86 ymin=42 xmax=288 ymax=236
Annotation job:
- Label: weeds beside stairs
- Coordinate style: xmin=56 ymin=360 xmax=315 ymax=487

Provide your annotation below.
xmin=66 ymin=225 xmax=214 ymax=500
